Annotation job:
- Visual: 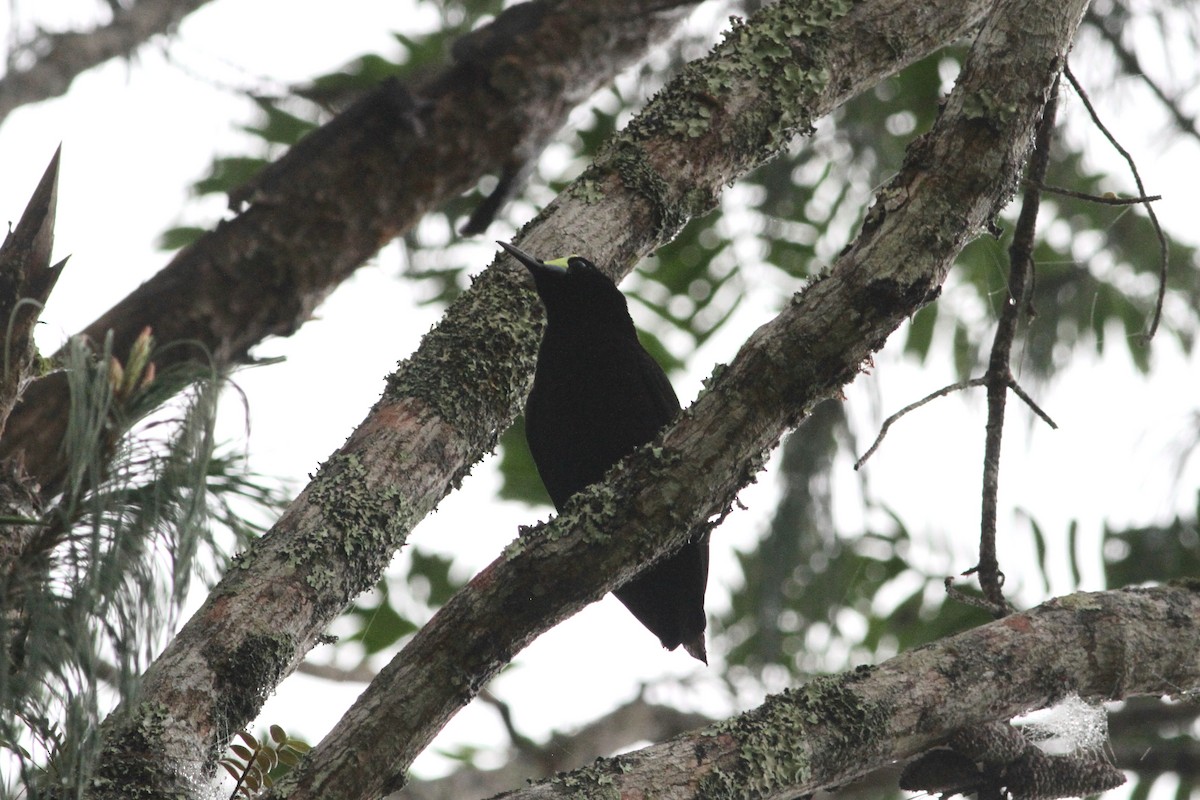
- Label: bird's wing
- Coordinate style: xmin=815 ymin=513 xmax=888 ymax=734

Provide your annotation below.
xmin=635 ymin=347 xmax=682 ymax=422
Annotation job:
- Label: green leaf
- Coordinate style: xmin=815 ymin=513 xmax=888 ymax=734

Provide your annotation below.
xmin=194 ymin=156 xmax=268 ymax=196
xmin=1102 ymin=497 xmax=1200 ymax=587
xmin=409 ymin=549 xmax=460 ymax=608
xmin=496 ymin=418 xmax=552 ymax=507
xmin=636 ymin=329 xmax=685 ymax=374
xmin=242 ymin=98 xmax=318 ymax=146
xmin=1067 ymin=520 xmax=1082 ymax=589
xmin=344 ymin=586 xmax=419 ymax=654
xmin=1024 ymin=511 xmax=1051 ymax=595
xmin=952 ymin=322 xmax=974 ymax=381
xmin=157 ymin=225 xmax=206 ymax=252
xmin=305 ymin=53 xmax=405 ymax=96
xmin=904 ymin=304 xmax=937 ymax=361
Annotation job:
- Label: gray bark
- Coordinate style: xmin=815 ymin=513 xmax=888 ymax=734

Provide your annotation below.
xmin=492 ymin=586 xmax=1200 ymax=799
xmin=87 ymin=0 xmax=1096 ymax=796
xmin=0 ymin=0 xmax=215 ymax=125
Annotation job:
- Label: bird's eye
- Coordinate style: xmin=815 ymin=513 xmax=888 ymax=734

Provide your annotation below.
xmin=567 ymin=257 xmax=592 ymax=272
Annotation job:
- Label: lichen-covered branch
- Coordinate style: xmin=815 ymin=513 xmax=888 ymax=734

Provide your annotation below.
xmin=0 ymin=0 xmax=696 ymax=495
xmin=88 ymin=0 xmax=1044 ymax=796
xmin=490 ymin=585 xmax=1200 ymax=799
xmin=266 ymin=0 xmax=1086 ymax=796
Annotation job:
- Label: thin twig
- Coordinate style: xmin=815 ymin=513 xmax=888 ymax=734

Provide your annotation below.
xmin=1006 ymin=378 xmax=1058 ymax=429
xmin=479 ymin=688 xmax=542 ymax=760
xmin=1024 ymin=180 xmax=1161 ymax=206
xmin=944 ymin=575 xmax=1015 ymax=614
xmin=854 ymin=378 xmax=985 ymax=470
xmin=855 ymin=373 xmax=1057 ymax=471
xmin=1085 ymin=9 xmax=1200 ymax=145
xmin=974 ymin=77 xmax=1061 ymax=617
xmin=1064 ymin=62 xmax=1169 ymax=340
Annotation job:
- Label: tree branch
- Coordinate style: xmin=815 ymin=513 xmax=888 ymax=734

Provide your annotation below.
xmin=0 ymin=0 xmax=215 ymax=126
xmin=265 ymin=0 xmax=1087 ymax=796
xmin=1062 ymin=63 xmax=1169 ymax=340
xmin=975 ymin=78 xmax=1061 ymax=614
xmin=88 ymin=0 xmax=1062 ymax=795
xmin=1084 ymin=8 xmax=1200 ymax=145
xmin=0 ymin=0 xmax=696 ymax=495
xmin=855 ymin=378 xmax=985 ymax=470
xmin=489 ymin=586 xmax=1200 ymax=799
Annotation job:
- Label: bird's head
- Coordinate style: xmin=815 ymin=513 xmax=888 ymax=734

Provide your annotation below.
xmin=497 ymin=241 xmax=632 ymax=331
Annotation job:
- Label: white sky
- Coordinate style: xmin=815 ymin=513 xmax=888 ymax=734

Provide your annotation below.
xmin=2 ymin=0 xmax=1199 ymax=794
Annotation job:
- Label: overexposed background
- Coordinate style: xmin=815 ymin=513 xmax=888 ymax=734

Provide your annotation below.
xmin=2 ymin=0 xmax=1199 ymax=791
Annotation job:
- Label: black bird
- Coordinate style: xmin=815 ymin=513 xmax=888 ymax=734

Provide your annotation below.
xmin=499 ymin=241 xmax=709 ymax=663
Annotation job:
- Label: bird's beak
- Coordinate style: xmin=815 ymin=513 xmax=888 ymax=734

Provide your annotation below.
xmin=497 ymin=241 xmax=544 ymax=273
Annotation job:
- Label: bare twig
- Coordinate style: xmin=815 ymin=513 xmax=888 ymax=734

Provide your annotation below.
xmin=855 ymin=379 xmax=985 ymax=470
xmin=296 ymin=660 xmax=377 ymax=683
xmin=975 ymin=77 xmax=1061 ymax=616
xmin=1024 ymin=181 xmax=1160 ymax=205
xmin=479 ymin=690 xmax=543 ymax=761
xmin=1064 ymin=63 xmax=1169 ymax=340
xmin=945 ymin=575 xmax=1013 ymax=614
xmin=854 ymin=371 xmax=1056 ymax=471
xmin=1085 ymin=9 xmax=1200 ymax=145
xmin=0 ymin=0 xmax=216 ymax=125
xmin=1006 ymin=378 xmax=1057 ymax=429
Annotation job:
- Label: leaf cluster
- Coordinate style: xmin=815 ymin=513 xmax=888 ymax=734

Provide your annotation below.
xmin=219 ymin=726 xmax=310 ymax=799
xmin=1 ymin=337 xmax=290 ymax=797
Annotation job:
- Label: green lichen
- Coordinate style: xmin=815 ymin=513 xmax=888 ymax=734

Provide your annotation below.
xmin=90 ymin=702 xmax=177 ymax=798
xmin=546 ymin=757 xmax=622 ymax=799
xmin=502 ymin=444 xmax=681 ymax=565
xmin=502 ymin=473 xmax=622 ymax=561
xmin=1053 ymin=592 xmax=1105 ymax=612
xmin=703 ymin=671 xmax=887 ymax=796
xmin=647 ymin=0 xmax=847 ymax=152
xmin=384 ymin=266 xmax=540 ymax=452
xmin=290 ymin=451 xmax=417 ymax=602
xmin=961 ymin=89 xmax=1018 ymax=126
xmin=569 ymin=174 xmax=606 ymax=204
xmin=586 ymin=0 xmax=849 ymax=245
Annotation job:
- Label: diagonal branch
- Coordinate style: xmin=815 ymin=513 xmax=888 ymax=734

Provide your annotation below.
xmin=267 ymin=0 xmax=1087 ymax=796
xmin=0 ymin=0 xmax=696 ymax=495
xmin=0 ymin=0 xmax=215 ymax=126
xmin=492 ymin=585 xmax=1200 ymax=799
xmin=90 ymin=0 xmax=1043 ymax=795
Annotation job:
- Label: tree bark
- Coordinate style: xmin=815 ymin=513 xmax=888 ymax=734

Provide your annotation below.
xmin=88 ymin=0 xmax=1081 ymax=795
xmin=0 ymin=0 xmax=215 ymax=126
xmin=489 ymin=585 xmax=1200 ymax=800
xmin=0 ymin=0 xmax=696 ymax=495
